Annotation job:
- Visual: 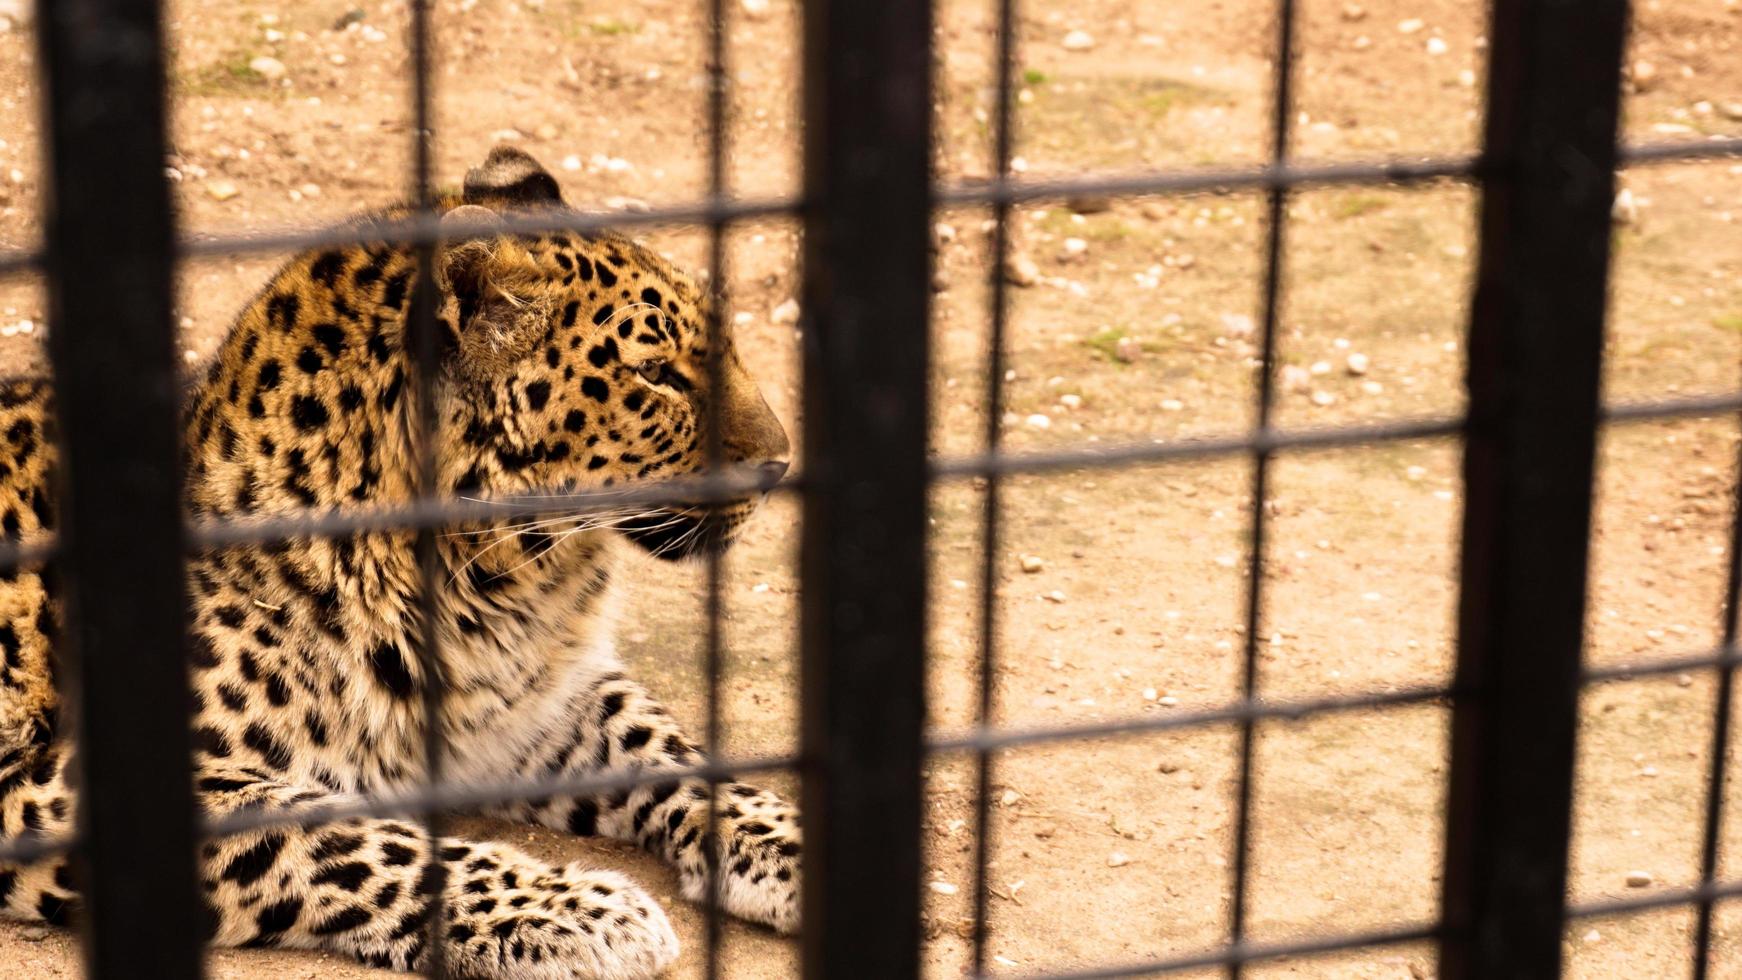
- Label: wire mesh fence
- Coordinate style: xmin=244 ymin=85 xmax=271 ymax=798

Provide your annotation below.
xmin=0 ymin=0 xmax=1739 ymax=977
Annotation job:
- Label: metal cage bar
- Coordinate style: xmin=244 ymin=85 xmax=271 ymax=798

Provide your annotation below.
xmin=1690 ymin=374 xmax=1742 ymax=977
xmin=1438 ymin=0 xmax=1631 ymax=975
xmin=1226 ymin=1 xmax=1299 ymax=972
xmin=797 ymin=0 xmax=933 ymax=975
xmin=34 ymin=0 xmax=204 ymax=976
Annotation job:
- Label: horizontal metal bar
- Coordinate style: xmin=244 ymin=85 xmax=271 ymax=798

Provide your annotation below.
xmin=179 ymin=194 xmax=801 ymax=261
xmin=1568 ymin=877 xmax=1742 ymax=920
xmin=938 ymin=156 xmax=1481 ymax=208
xmin=0 ymin=248 xmax=39 ymax=277
xmin=1582 ymin=644 xmax=1741 ymax=685
xmin=190 ymin=462 xmax=794 ymax=550
xmin=932 ymin=416 xmax=1466 ymax=481
xmin=996 ymin=922 xmax=1443 ymax=980
xmin=929 ymin=682 xmax=1454 ymax=756
xmin=0 ymin=137 xmax=1733 ymax=280
xmin=1604 ymin=391 xmax=1742 ymax=424
xmin=1620 ymin=137 xmax=1742 ymax=166
xmin=0 ymin=831 xmax=80 ymax=867
xmin=203 ymin=752 xmax=799 ymax=841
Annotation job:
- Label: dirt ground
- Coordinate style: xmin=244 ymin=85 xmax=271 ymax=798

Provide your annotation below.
xmin=0 ymin=0 xmax=1740 ymax=976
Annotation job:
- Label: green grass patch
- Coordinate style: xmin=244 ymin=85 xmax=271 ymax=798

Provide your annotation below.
xmin=1022 ymin=68 xmax=1049 ymax=86
xmin=1713 ymin=313 xmax=1742 ymax=334
xmin=1084 ymin=327 xmax=1129 ymax=362
xmin=181 ymin=53 xmax=267 ymax=96
xmin=1334 ymin=194 xmax=1389 ymax=220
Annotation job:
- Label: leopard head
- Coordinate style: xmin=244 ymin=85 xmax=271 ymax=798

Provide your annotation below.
xmin=433 ymin=146 xmax=790 ymax=561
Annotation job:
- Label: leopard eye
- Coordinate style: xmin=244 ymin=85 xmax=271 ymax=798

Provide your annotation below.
xmin=636 ymin=360 xmax=668 ymax=385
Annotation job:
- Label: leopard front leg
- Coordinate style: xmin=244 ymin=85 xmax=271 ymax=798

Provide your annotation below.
xmin=198 ymin=765 xmax=679 ymax=978
xmin=501 ymin=675 xmax=802 ymax=934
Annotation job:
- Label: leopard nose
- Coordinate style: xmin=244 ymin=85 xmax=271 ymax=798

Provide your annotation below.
xmin=758 ymin=459 xmax=790 ymax=488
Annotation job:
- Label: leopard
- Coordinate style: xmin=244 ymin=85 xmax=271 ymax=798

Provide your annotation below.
xmin=0 ymin=144 xmax=801 ymax=978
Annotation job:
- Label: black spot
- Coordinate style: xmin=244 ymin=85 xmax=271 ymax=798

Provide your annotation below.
xmin=253 ymin=897 xmax=303 ymax=942
xmin=309 ymin=251 xmax=345 ymax=287
xmin=243 ymin=723 xmax=293 ymax=770
xmin=620 ymin=726 xmax=653 ymax=751
xmin=587 ymin=338 xmax=618 ymax=368
xmin=383 ymin=271 xmax=411 ymax=311
xmin=221 ymin=834 xmax=287 ymax=887
xmin=310 ymin=905 xmax=372 ymax=935
xmin=290 ymin=396 xmax=330 ymax=431
xmin=369 ymin=643 xmax=416 ymax=699
xmin=525 ymin=380 xmax=551 ymax=410
xmin=581 ymin=377 xmax=609 ymax=402
xmin=256 ymin=360 xmax=282 ymax=391
xmin=37 ymin=892 xmax=74 ymax=925
xmin=312 ymin=322 xmax=346 ymax=356
xmin=311 ymin=861 xmax=372 ymax=891
xmin=563 ymin=410 xmax=586 ymax=433
xmin=311 ymin=833 xmax=365 ymax=862
xmin=569 ymin=799 xmax=599 ymax=836
xmin=380 ymin=841 xmax=417 ymax=866
xmin=640 ymin=287 xmax=663 ymax=308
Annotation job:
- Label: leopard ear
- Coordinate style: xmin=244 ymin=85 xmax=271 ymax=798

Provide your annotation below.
xmin=463 ymin=144 xmax=563 ymax=206
xmin=436 ymin=205 xmax=508 ymax=307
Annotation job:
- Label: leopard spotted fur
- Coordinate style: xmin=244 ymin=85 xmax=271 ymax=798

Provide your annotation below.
xmin=0 ymin=146 xmax=798 ymax=978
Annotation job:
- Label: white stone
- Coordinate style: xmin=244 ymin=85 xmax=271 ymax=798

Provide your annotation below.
xmin=1630 ymin=60 xmax=1658 ymax=91
xmin=1107 ymin=852 xmax=1131 ymax=867
xmin=1310 ymin=390 xmax=1337 ymax=407
xmin=1058 ymin=393 xmax=1082 ymax=410
xmin=1625 ymin=870 xmax=1653 ymax=888
xmin=929 ymin=881 xmax=959 ymax=895
xmin=1062 ymin=237 xmax=1088 ymax=257
xmin=1345 ymin=352 xmax=1370 ymax=375
xmin=740 ymin=0 xmax=772 ymax=19
xmin=1019 ymin=554 xmax=1045 ymax=573
xmin=1006 ymin=254 xmax=1040 ymax=287
xmin=1025 ymin=413 xmax=1051 ymax=430
xmin=249 ymin=56 xmax=287 ymax=81
xmin=1062 ymin=29 xmax=1095 ymax=52
xmin=1613 ymin=188 xmax=1639 ymax=225
xmin=1425 ymin=37 xmax=1448 ymax=56
xmin=770 ymin=298 xmax=801 ymax=325
xmin=1220 ymin=313 xmax=1256 ymax=338
xmin=205 ymin=180 xmax=240 ymax=202
xmin=1397 ymin=18 xmax=1425 ymax=33
xmin=1281 ymin=365 xmax=1312 ymax=393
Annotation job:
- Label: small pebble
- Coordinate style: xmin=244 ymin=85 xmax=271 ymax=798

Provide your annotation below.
xmin=1113 ymin=336 xmax=1140 ymax=363
xmin=205 ymin=180 xmax=240 ymax=202
xmin=1398 ymin=17 xmax=1425 ymax=33
xmin=1613 ymin=188 xmax=1639 ymax=225
xmin=1043 ymin=590 xmax=1066 ymax=603
xmin=1019 ymin=554 xmax=1045 ymax=573
xmin=1677 ymin=673 xmax=1694 ymax=687
xmin=1426 ymin=36 xmax=1448 ymax=55
xmin=1061 ymin=237 xmax=1088 ymax=258
xmin=1345 ymin=352 xmax=1370 ymax=375
xmin=1000 ymin=788 xmax=1020 ymax=806
xmin=1062 ymin=29 xmax=1095 ymax=51
xmin=1310 ymin=390 xmax=1337 ymax=407
xmin=770 ymin=298 xmax=801 ymax=325
xmin=1584 ymin=928 xmax=1602 ymax=943
xmin=1630 ymin=59 xmax=1658 ymax=91
xmin=1025 ymin=413 xmax=1051 ymax=430
xmin=1625 ymin=870 xmax=1653 ymax=888
xmin=1340 ymin=3 xmax=1365 ymax=21
xmin=1107 ymin=851 xmax=1130 ymax=867
xmin=249 ymin=56 xmax=287 ymax=81
xmin=1058 ymin=393 xmax=1082 ymax=409
xmin=1005 ymin=254 xmax=1040 ymax=287
xmin=740 ymin=0 xmax=772 ymax=19
xmin=1281 ymin=365 xmax=1311 ymax=393
xmin=929 ymin=881 xmax=959 ymax=895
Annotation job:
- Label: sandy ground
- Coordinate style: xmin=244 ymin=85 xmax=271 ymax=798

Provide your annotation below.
xmin=0 ymin=0 xmax=1740 ymax=976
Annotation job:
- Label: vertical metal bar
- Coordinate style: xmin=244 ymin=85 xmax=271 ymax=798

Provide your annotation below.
xmin=701 ymin=0 xmax=730 ymax=974
xmin=798 ymin=0 xmax=933 ymax=975
xmin=1691 ymin=406 xmax=1742 ymax=977
xmin=1438 ymin=0 xmax=1629 ymax=975
xmin=968 ymin=0 xmax=1017 ymax=972
xmin=405 ymin=0 xmax=451 ymax=975
xmin=1225 ymin=1 xmax=1298 ymax=974
xmin=35 ymin=0 xmax=204 ymax=976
